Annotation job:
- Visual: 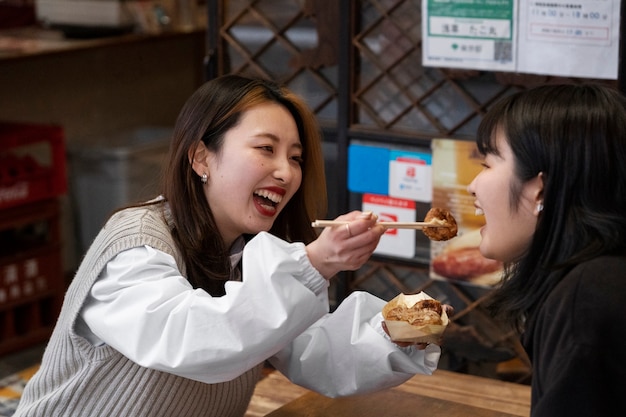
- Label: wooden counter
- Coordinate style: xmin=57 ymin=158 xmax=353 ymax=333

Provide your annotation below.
xmin=392 ymin=368 xmax=531 ymax=416
xmin=246 ymin=368 xmax=530 ymax=417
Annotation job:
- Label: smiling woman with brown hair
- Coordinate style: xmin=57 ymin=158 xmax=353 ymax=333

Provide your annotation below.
xmin=14 ymin=75 xmax=443 ymax=417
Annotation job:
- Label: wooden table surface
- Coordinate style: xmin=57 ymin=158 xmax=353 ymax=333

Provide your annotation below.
xmin=261 ymin=369 xmax=531 ymax=417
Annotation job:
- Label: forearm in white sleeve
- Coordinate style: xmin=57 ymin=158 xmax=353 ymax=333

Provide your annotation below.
xmin=269 ymin=291 xmax=441 ymax=397
xmin=82 ymin=232 xmax=330 ymax=384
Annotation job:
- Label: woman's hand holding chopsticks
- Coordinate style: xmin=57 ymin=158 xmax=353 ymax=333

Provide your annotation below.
xmin=305 ymin=211 xmax=386 ymax=279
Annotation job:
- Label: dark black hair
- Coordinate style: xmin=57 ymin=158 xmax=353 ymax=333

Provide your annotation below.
xmin=477 ymin=84 xmax=626 ymax=331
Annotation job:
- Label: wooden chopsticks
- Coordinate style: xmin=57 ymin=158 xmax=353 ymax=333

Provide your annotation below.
xmin=311 ymin=220 xmax=448 ymax=229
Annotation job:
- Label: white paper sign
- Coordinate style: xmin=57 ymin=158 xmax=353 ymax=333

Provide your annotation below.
xmin=517 ymin=0 xmax=621 ymax=79
xmin=422 ymin=0 xmax=621 ymax=80
xmin=388 ymin=152 xmax=432 ymax=202
xmin=362 ymin=194 xmax=416 ymax=259
xmin=422 ymin=0 xmax=517 ymax=72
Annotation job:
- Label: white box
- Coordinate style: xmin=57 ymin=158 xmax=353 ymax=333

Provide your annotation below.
xmin=36 ymin=0 xmax=135 ymax=27
xmin=69 ymin=127 xmax=172 ymax=252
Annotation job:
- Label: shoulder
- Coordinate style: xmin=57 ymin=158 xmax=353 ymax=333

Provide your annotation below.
xmin=107 ymin=202 xmax=167 ymax=227
xmin=106 ymin=203 xmax=170 ymax=236
xmin=560 ymin=256 xmax=626 ymax=311
xmin=549 ymin=256 xmax=626 ymax=340
xmin=95 ymin=202 xmax=178 ymax=258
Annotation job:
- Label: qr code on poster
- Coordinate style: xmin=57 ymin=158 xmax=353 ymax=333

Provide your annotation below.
xmin=494 ymin=41 xmax=512 ymax=63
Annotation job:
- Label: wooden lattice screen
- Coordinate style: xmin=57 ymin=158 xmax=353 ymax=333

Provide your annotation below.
xmin=206 ymin=0 xmax=619 ymax=382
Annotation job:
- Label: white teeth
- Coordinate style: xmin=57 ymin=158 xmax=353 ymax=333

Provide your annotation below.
xmin=475 ymin=208 xmax=484 ymax=216
xmin=254 ymin=190 xmax=283 ymax=204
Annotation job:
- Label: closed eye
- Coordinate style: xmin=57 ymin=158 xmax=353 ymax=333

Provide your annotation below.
xmin=257 ymin=145 xmax=274 ymax=153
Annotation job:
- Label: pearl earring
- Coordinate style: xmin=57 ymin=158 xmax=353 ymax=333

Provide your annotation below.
xmin=201 ymin=173 xmax=208 ymax=184
xmin=536 ymin=202 xmax=544 ymax=213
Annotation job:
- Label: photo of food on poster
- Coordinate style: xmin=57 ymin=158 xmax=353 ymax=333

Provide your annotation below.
xmin=429 ymin=139 xmax=503 ymax=287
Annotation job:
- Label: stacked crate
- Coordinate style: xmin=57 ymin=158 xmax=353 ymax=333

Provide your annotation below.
xmin=0 ymin=122 xmax=67 ymax=355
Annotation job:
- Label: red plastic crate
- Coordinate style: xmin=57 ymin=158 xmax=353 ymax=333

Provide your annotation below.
xmin=0 ymin=122 xmax=67 ymax=210
xmin=0 ymin=199 xmax=64 ymax=354
xmin=0 ymin=244 xmax=62 ymax=309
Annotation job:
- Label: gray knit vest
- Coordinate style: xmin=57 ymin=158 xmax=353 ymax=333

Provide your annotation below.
xmin=14 ymin=203 xmax=263 ymax=417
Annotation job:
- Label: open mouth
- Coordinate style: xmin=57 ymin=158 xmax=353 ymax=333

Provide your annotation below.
xmin=253 ymin=189 xmax=283 ymax=211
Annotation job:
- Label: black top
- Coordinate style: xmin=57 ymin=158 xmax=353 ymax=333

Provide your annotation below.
xmin=523 ymin=255 xmax=626 ymax=416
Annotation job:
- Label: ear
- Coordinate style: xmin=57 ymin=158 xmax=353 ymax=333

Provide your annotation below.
xmin=531 ymin=172 xmax=544 ymax=214
xmin=188 ymin=141 xmax=210 ymax=178
xmin=533 ymin=172 xmax=544 ymax=202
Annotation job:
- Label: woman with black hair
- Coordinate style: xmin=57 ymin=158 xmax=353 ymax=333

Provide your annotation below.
xmin=468 ymin=83 xmax=626 ymax=416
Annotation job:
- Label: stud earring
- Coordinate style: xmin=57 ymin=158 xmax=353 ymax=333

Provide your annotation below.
xmin=536 ymin=202 xmax=544 ymax=213
xmin=201 ymin=173 xmax=208 ymax=184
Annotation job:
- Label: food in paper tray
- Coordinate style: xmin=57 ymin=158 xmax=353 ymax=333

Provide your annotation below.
xmin=382 ymin=292 xmax=449 ymax=344
xmin=422 ymin=207 xmax=458 ymax=241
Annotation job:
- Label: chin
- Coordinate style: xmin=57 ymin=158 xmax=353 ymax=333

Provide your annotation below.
xmin=253 ymin=220 xmax=275 ymax=233
xmin=478 ymin=240 xmax=498 ymax=262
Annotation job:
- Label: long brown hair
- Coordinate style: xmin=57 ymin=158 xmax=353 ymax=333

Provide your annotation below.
xmin=161 ymin=75 xmax=327 ymax=295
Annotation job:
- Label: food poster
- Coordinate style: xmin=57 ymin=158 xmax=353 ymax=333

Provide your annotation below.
xmin=429 ymin=139 xmax=503 ymax=287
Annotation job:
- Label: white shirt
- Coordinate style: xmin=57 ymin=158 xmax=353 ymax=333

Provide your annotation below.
xmin=78 ymin=232 xmax=440 ymax=397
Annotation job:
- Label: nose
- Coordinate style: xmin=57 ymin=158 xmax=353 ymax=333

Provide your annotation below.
xmin=467 ymin=176 xmax=477 ymax=196
xmin=273 ymin=156 xmax=295 ymax=183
